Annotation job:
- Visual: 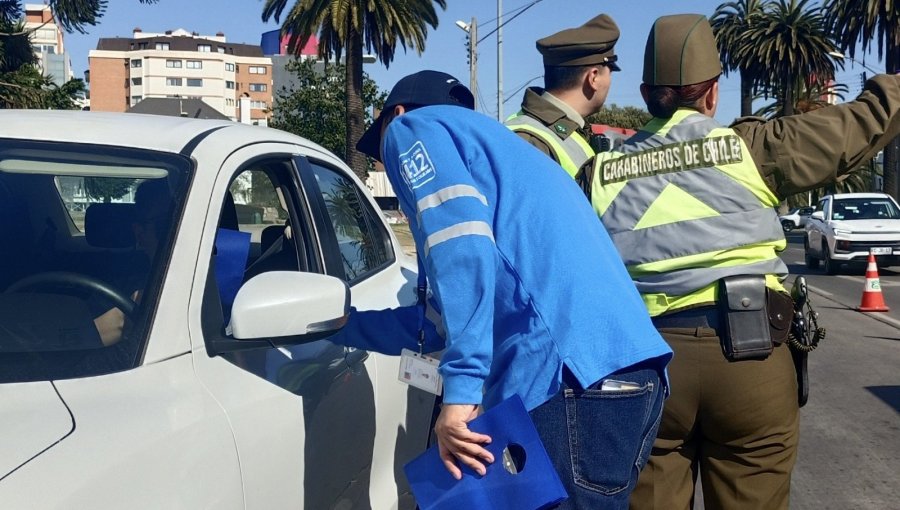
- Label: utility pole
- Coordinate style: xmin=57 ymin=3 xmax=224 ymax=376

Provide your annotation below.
xmin=497 ymin=0 xmax=503 ymax=121
xmin=469 ymin=17 xmax=477 ymax=101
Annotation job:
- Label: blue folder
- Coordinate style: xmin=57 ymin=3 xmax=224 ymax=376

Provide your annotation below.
xmin=404 ymin=394 xmax=568 ymax=510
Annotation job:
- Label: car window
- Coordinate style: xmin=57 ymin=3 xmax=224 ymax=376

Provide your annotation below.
xmin=0 ymin=140 xmax=191 ymax=383
xmin=800 ymin=207 xmax=814 ymax=215
xmin=308 ymin=162 xmax=393 ymax=283
xmin=833 ymin=198 xmax=900 ymax=220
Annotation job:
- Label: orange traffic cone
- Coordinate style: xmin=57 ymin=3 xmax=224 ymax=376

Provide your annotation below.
xmin=858 ymin=253 xmax=890 ymax=312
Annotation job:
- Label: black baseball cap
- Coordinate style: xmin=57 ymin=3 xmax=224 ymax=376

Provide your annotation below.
xmin=356 ymin=70 xmax=475 ymax=161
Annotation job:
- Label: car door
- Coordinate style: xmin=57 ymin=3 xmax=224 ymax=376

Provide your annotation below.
xmin=188 ymin=140 xmax=431 ymax=510
xmin=295 ymin=156 xmax=437 ymax=510
xmin=808 ymin=198 xmax=830 ymax=254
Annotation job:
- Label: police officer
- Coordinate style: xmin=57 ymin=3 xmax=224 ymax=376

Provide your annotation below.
xmin=580 ymin=14 xmax=900 ymax=510
xmin=505 ymin=14 xmax=620 ymax=177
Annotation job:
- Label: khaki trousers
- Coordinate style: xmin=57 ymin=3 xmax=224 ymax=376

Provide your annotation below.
xmin=629 ymin=327 xmax=799 ymax=510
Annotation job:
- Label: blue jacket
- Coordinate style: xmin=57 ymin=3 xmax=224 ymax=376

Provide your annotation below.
xmin=346 ymin=105 xmax=671 ymax=411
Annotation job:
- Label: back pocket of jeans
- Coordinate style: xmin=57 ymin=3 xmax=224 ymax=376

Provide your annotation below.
xmin=564 ymin=383 xmax=653 ymax=495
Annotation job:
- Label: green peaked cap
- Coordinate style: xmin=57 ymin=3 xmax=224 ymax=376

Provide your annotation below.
xmin=643 ymin=14 xmax=722 ymax=86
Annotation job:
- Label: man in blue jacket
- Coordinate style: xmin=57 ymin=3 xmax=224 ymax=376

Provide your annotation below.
xmin=353 ymin=70 xmax=672 ymax=509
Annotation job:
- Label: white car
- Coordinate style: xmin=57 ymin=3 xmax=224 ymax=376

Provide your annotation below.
xmin=804 ymin=192 xmax=900 ymax=274
xmin=0 ymin=111 xmax=434 ymax=509
xmin=779 ymin=206 xmax=815 ymax=232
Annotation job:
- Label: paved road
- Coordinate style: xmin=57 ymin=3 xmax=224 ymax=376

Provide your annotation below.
xmin=706 ymin=233 xmax=900 ymax=509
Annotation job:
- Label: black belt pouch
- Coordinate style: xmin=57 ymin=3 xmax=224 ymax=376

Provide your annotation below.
xmin=718 ymin=275 xmax=774 ymax=361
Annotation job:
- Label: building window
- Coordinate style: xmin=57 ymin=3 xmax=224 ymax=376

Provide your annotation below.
xmin=165 ymin=59 xmax=182 ymax=68
xmin=249 ymin=66 xmax=267 ymax=75
xmin=131 ymin=77 xmax=142 ymax=86
xmin=37 ymin=28 xmax=57 ymax=40
xmin=197 ymin=44 xmax=211 ymax=52
xmin=186 ymin=78 xmax=203 ymax=87
xmin=130 ymin=95 xmax=143 ymax=106
xmin=249 ymin=83 xmax=267 ymax=92
xmin=186 ymin=60 xmax=203 ymax=69
xmin=138 ymin=42 xmax=148 ymax=50
xmin=130 ymin=59 xmax=142 ymax=68
xmin=250 ymin=100 xmax=267 ymax=109
xmin=225 ymin=81 xmax=235 ymax=89
xmin=218 ymin=46 xmax=226 ymax=53
xmin=225 ymin=63 xmax=235 ymax=72
xmin=166 ymin=77 xmax=183 ymax=86
xmin=155 ymin=42 xmax=170 ymax=51
xmin=39 ymin=44 xmax=56 ymax=54
xmin=225 ymin=98 xmax=235 ymax=106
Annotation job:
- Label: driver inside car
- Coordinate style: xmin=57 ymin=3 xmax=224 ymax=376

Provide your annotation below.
xmin=93 ymin=178 xmax=172 ymax=346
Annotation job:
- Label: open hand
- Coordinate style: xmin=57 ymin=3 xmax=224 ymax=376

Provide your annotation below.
xmin=433 ymin=404 xmax=494 ymax=479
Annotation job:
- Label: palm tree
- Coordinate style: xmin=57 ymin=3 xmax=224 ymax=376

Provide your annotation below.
xmin=711 ymin=0 xmax=766 ymax=117
xmin=738 ymin=0 xmax=838 ymax=117
xmin=261 ymin=0 xmax=447 ymax=181
xmin=826 ymin=0 xmax=900 ymax=199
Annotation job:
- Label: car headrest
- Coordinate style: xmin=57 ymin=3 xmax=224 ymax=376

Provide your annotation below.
xmin=85 ymin=203 xmax=136 ymax=248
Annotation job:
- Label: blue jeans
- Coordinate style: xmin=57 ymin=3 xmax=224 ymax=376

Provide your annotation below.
xmin=529 ymin=361 xmax=664 ymax=510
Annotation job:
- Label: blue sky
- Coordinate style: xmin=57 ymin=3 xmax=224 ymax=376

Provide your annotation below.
xmin=63 ymin=0 xmax=885 ymax=125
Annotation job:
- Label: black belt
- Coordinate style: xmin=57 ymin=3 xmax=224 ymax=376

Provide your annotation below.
xmin=652 ymin=306 xmax=721 ymax=330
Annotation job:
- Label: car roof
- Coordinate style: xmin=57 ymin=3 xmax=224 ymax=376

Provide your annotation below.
xmin=0 ymin=110 xmax=324 ymax=155
xmin=829 ymin=193 xmax=892 ymax=200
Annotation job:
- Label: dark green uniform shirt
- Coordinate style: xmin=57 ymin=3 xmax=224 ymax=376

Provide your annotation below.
xmin=512 ymin=87 xmax=592 ymax=161
xmin=731 ymin=74 xmax=900 ymax=198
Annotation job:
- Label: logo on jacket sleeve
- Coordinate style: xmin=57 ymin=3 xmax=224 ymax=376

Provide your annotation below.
xmin=399 ymin=141 xmax=436 ymax=190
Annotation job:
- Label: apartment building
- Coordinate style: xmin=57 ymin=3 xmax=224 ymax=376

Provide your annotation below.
xmin=88 ymin=28 xmax=273 ymax=124
xmin=24 ymin=3 xmax=74 ymax=87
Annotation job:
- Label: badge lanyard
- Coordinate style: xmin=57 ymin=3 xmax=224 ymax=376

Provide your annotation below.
xmin=398 ymin=256 xmax=443 ymax=396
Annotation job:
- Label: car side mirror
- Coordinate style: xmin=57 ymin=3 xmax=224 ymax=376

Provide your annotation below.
xmin=811 ymin=211 xmax=825 ymax=221
xmin=207 ymin=271 xmax=350 ymax=354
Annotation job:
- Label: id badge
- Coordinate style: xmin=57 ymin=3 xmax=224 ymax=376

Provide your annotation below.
xmin=399 ymin=348 xmax=443 ymax=396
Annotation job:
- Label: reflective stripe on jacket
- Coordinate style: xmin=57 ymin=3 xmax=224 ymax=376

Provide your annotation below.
xmin=505 ymin=113 xmax=594 ymax=177
xmin=591 ymin=108 xmax=787 ymax=316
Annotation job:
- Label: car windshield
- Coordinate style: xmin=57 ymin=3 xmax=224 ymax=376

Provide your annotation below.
xmin=0 ymin=140 xmax=191 ymax=383
xmin=831 ymin=198 xmax=900 ymax=221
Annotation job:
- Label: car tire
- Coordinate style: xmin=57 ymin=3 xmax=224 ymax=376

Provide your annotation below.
xmin=804 ymin=238 xmax=820 ymax=269
xmin=781 ymin=220 xmax=794 ymax=233
xmin=823 ymin=243 xmax=838 ymax=275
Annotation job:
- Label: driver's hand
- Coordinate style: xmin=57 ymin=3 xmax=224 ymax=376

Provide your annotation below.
xmin=94 ymin=307 xmax=125 ymax=346
xmin=94 ymin=291 xmax=139 ymax=347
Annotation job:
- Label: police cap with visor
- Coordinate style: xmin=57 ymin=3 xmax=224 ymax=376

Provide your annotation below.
xmin=536 ymin=13 xmax=621 ymax=71
xmin=356 ymin=70 xmax=475 ymax=162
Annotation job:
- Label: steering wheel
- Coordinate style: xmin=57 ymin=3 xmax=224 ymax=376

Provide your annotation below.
xmin=5 ymin=271 xmax=137 ymax=317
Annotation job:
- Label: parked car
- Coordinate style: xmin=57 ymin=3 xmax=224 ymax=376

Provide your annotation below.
xmin=0 ymin=111 xmax=434 ymax=509
xmin=779 ymin=206 xmax=815 ymax=232
xmin=804 ymin=192 xmax=900 ymax=274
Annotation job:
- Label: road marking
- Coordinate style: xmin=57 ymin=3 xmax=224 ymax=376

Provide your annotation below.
xmin=836 ymin=274 xmax=900 ymax=286
xmin=806 ymin=284 xmax=832 ymax=297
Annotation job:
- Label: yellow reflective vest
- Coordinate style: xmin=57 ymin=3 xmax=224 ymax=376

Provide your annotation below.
xmin=589 ymin=109 xmax=787 ymax=316
xmin=505 ymin=113 xmax=594 ymax=178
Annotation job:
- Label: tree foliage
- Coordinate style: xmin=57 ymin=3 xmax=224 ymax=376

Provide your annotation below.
xmin=0 ymin=1 xmax=102 ymax=109
xmin=261 ymin=0 xmax=447 ymax=180
xmin=736 ymin=0 xmax=838 ymax=117
xmin=586 ymin=104 xmax=652 ymax=131
xmin=711 ymin=0 xmax=766 ymax=117
xmin=84 ymin=177 xmax=136 ymax=203
xmin=269 ymin=59 xmax=386 ymax=170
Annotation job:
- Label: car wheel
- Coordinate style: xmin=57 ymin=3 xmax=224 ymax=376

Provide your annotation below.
xmin=823 ymin=243 xmax=838 ymax=275
xmin=781 ymin=220 xmax=794 ymax=233
xmin=804 ymin=238 xmax=820 ymax=269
